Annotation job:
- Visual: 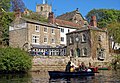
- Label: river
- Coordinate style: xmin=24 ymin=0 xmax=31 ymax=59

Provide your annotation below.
xmin=0 ymin=70 xmax=120 ymax=83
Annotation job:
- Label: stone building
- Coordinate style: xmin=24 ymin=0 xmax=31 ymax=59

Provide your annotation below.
xmin=66 ymin=16 xmax=110 ymax=65
xmin=56 ymin=8 xmax=88 ymax=26
xmin=9 ymin=9 xmax=81 ymax=56
xmin=36 ymin=3 xmax=51 ymax=18
xmin=9 ymin=17 xmax=60 ymax=50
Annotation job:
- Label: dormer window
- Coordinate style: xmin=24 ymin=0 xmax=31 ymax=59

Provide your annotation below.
xmin=81 ymin=34 xmax=86 ymax=42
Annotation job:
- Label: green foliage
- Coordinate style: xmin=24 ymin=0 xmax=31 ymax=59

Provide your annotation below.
xmin=86 ymin=9 xmax=120 ymax=28
xmin=106 ymin=22 xmax=120 ymax=43
xmin=0 ymin=0 xmax=11 ymax=12
xmin=0 ymin=12 xmax=14 ymax=46
xmin=0 ymin=47 xmax=32 ymax=73
xmin=22 ymin=13 xmax=48 ymax=23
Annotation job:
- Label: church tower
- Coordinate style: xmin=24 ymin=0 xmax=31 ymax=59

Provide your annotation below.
xmin=36 ymin=0 xmax=52 ymax=18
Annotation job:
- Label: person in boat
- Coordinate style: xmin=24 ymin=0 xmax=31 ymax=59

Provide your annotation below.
xmin=79 ymin=62 xmax=87 ymax=71
xmin=65 ymin=61 xmax=71 ymax=72
xmin=70 ymin=65 xmax=75 ymax=72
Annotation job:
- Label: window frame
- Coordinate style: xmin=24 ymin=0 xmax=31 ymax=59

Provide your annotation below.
xmin=82 ymin=48 xmax=87 ymax=56
xmin=61 ymin=37 xmax=64 ymax=42
xmin=51 ymin=38 xmax=55 ymax=44
xmin=61 ymin=28 xmax=64 ymax=33
xmin=44 ymin=37 xmax=48 ymax=43
xmin=51 ymin=28 xmax=55 ymax=34
xmin=81 ymin=34 xmax=86 ymax=42
xmin=35 ymin=25 xmax=40 ymax=32
xmin=44 ymin=27 xmax=48 ymax=33
xmin=32 ymin=35 xmax=39 ymax=44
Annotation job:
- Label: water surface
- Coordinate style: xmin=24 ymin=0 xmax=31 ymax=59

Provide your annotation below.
xmin=0 ymin=70 xmax=120 ymax=83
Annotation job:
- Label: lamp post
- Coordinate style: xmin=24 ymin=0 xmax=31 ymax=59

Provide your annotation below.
xmin=75 ymin=35 xmax=79 ymax=57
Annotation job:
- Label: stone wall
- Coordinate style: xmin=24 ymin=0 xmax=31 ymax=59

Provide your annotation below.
xmin=31 ymin=56 xmax=70 ymax=71
xmin=9 ymin=28 xmax=27 ymax=48
xmin=31 ymin=56 xmax=111 ymax=72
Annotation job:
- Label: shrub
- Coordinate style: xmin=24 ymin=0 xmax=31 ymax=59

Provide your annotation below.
xmin=0 ymin=47 xmax=32 ymax=73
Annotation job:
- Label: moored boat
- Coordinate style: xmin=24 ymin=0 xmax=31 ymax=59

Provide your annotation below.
xmin=98 ymin=67 xmax=110 ymax=70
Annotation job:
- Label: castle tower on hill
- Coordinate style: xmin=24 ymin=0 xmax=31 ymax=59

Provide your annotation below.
xmin=36 ymin=0 xmax=52 ymax=18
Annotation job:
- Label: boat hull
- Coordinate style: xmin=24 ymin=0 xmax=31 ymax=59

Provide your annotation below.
xmin=48 ymin=71 xmax=97 ymax=78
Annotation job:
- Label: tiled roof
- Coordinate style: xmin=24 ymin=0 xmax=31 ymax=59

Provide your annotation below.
xmin=55 ymin=19 xmax=81 ymax=29
xmin=56 ymin=9 xmax=84 ymax=21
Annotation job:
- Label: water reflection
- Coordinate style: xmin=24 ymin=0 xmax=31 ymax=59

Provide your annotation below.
xmin=0 ymin=70 xmax=120 ymax=83
xmin=0 ymin=73 xmax=31 ymax=83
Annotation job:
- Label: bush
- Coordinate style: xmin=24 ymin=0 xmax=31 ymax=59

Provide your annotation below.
xmin=0 ymin=47 xmax=32 ymax=73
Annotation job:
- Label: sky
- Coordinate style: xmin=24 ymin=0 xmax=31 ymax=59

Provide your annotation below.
xmin=22 ymin=0 xmax=120 ymax=17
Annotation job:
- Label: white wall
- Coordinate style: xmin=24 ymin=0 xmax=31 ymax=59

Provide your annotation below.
xmin=112 ymin=41 xmax=120 ymax=50
xmin=59 ymin=26 xmax=76 ymax=45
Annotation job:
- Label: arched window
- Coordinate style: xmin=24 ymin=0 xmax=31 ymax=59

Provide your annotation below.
xmin=82 ymin=48 xmax=87 ymax=56
xmin=76 ymin=48 xmax=80 ymax=57
xmin=70 ymin=49 xmax=74 ymax=57
xmin=81 ymin=34 xmax=86 ymax=42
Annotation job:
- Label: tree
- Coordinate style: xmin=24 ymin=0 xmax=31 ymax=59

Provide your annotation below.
xmin=0 ymin=0 xmax=11 ymax=12
xmin=11 ymin=0 xmax=26 ymax=12
xmin=0 ymin=12 xmax=14 ymax=46
xmin=0 ymin=0 xmax=15 ymax=46
xmin=106 ymin=22 xmax=120 ymax=49
xmin=86 ymin=9 xmax=120 ymax=28
xmin=0 ymin=47 xmax=32 ymax=73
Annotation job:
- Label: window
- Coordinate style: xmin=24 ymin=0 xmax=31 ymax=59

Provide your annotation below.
xmin=32 ymin=35 xmax=39 ymax=44
xmin=61 ymin=28 xmax=64 ymax=33
xmin=51 ymin=38 xmax=55 ymax=43
xmin=68 ymin=29 xmax=70 ymax=33
xmin=98 ymin=35 xmax=101 ymax=41
xmin=41 ymin=6 xmax=43 ymax=11
xmin=44 ymin=37 xmax=47 ymax=43
xmin=51 ymin=28 xmax=55 ymax=34
xmin=97 ymin=48 xmax=105 ymax=61
xmin=70 ymin=49 xmax=74 ymax=57
xmin=69 ymin=37 xmax=73 ymax=44
xmin=81 ymin=34 xmax=86 ymax=42
xmin=61 ymin=37 xmax=64 ymax=42
xmin=44 ymin=27 xmax=47 ymax=32
xmin=76 ymin=48 xmax=80 ymax=57
xmin=82 ymin=48 xmax=87 ymax=56
xmin=35 ymin=25 xmax=39 ymax=32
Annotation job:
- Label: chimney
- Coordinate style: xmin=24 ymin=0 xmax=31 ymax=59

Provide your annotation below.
xmin=14 ymin=9 xmax=21 ymax=18
xmin=48 ymin=12 xmax=55 ymax=24
xmin=90 ymin=16 xmax=97 ymax=27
